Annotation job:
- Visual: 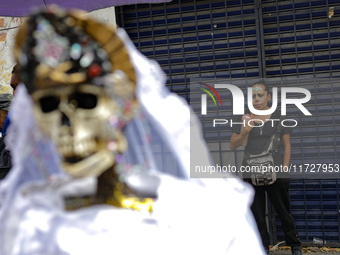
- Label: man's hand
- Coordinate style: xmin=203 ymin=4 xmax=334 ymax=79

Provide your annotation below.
xmin=241 ymin=114 xmax=254 ymax=134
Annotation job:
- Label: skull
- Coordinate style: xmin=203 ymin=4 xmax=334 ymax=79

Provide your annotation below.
xmin=14 ymin=7 xmax=137 ymax=178
xmin=32 ymin=83 xmax=127 ymax=178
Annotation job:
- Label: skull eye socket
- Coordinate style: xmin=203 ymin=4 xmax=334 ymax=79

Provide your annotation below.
xmin=37 ymin=91 xmax=98 ymax=113
xmin=39 ymin=96 xmax=61 ymax=113
xmin=69 ymin=92 xmax=98 ymax=109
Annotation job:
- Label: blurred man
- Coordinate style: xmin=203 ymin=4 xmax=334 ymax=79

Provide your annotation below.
xmin=10 ymin=65 xmax=20 ymax=95
xmin=1 ymin=65 xmax=19 ymax=136
xmin=0 ymin=94 xmax=12 ymax=135
xmin=0 ymin=93 xmax=12 ymax=180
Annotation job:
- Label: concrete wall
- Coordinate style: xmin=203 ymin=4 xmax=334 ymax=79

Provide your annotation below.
xmin=0 ymin=6 xmax=116 ymax=94
xmin=0 ymin=17 xmax=24 ymax=94
xmin=88 ymin=6 xmax=116 ymax=29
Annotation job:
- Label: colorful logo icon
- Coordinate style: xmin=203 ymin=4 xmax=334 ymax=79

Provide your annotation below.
xmin=198 ymin=82 xmax=222 ymax=115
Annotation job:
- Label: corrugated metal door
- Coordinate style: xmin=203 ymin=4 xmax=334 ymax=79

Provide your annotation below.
xmin=117 ymin=0 xmax=262 ymax=178
xmin=117 ymin=0 xmax=340 ymax=243
xmin=260 ymin=0 xmax=340 ymax=243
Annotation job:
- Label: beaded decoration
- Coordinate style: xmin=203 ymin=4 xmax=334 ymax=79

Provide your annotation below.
xmin=14 ymin=6 xmax=138 ymax=128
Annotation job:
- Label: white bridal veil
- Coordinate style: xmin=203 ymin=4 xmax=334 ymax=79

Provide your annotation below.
xmin=0 ymin=26 xmax=265 ymax=255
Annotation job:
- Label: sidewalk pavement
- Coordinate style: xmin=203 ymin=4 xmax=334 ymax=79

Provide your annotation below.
xmin=270 ymin=247 xmax=340 ymax=255
xmin=272 ymin=251 xmax=340 ymax=255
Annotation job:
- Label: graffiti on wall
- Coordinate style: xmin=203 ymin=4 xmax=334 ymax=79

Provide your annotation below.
xmin=0 ymin=17 xmax=24 ymax=94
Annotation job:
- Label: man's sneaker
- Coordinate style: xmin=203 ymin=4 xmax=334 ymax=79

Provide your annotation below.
xmin=291 ymin=246 xmax=302 ymax=255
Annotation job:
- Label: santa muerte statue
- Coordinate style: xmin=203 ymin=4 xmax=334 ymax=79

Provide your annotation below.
xmin=0 ymin=6 xmax=265 ymax=255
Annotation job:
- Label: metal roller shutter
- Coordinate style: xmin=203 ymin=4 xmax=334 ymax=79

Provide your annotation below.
xmin=117 ymin=0 xmax=340 ymax=244
xmin=117 ymin=0 xmax=261 ymax=175
xmin=260 ymin=0 xmax=340 ymax=243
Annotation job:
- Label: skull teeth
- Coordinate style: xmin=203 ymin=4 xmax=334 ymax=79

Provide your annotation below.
xmin=58 ymin=139 xmax=97 ymax=158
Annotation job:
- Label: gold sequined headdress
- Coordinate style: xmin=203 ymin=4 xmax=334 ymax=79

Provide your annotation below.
xmin=14 ymin=6 xmax=136 ymax=94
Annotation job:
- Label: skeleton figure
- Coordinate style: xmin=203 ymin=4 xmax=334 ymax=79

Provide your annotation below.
xmin=0 ymin=6 xmax=266 ymax=255
xmin=14 ymin=6 xmax=147 ymax=208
